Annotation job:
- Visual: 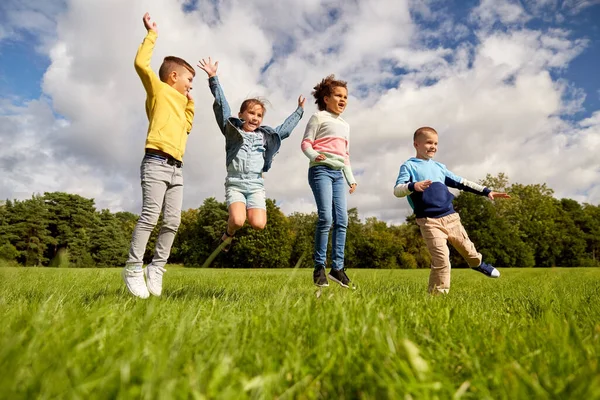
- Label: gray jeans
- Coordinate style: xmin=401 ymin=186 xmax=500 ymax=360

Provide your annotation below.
xmin=126 ymin=156 xmax=184 ymax=268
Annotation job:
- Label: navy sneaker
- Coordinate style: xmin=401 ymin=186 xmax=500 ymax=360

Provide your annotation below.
xmin=473 ymin=262 xmax=500 ymax=278
xmin=328 ymin=268 xmax=351 ymax=288
xmin=313 ymin=265 xmax=329 ymax=287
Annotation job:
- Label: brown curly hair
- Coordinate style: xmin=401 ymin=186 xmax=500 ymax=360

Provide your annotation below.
xmin=312 ymin=74 xmax=348 ymax=111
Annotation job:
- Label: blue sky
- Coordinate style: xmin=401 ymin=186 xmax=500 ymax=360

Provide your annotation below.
xmin=1 ymin=0 xmax=599 ymax=222
xmin=2 ymin=1 xmax=599 ymax=114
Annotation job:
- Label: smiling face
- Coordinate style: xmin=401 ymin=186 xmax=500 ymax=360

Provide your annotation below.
xmin=414 ymin=131 xmax=438 ymax=160
xmin=324 ymin=86 xmax=348 ymax=115
xmin=170 ymin=66 xmax=194 ymax=97
xmin=238 ymin=103 xmax=265 ymax=132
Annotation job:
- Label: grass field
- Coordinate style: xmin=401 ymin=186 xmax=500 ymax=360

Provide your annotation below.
xmin=1 ymin=266 xmax=599 ymax=399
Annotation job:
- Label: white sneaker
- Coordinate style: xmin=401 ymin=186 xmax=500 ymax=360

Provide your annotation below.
xmin=122 ymin=267 xmax=149 ymax=299
xmin=145 ymin=264 xmax=166 ymax=296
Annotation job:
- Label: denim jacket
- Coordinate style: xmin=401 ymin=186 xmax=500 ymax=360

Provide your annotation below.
xmin=208 ymin=76 xmax=303 ymax=172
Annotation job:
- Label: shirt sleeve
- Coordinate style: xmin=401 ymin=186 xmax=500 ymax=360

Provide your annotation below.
xmin=134 ymin=31 xmax=162 ymax=98
xmin=394 ymin=163 xmax=415 ymax=197
xmin=208 ymin=76 xmax=231 ymax=134
xmin=443 ymin=165 xmax=491 ymax=196
xmin=342 ymin=136 xmax=356 ymax=186
xmin=274 ymin=107 xmax=304 ymax=140
xmin=301 ymin=114 xmax=321 ymax=161
xmin=185 ymin=100 xmax=194 ymax=133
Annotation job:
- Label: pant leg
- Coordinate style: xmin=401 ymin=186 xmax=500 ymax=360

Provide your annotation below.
xmin=416 ymin=216 xmax=451 ymax=294
xmin=330 ymin=169 xmax=348 ymax=271
xmin=446 ymin=213 xmax=482 ymax=268
xmin=308 ymin=166 xmax=333 ymax=269
xmin=126 ymin=158 xmax=170 ymax=268
xmin=151 ymin=165 xmax=184 ymax=268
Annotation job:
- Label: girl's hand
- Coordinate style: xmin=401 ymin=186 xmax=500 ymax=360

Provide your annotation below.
xmin=298 ymin=95 xmax=306 ymax=109
xmin=349 ymin=183 xmax=357 ymax=194
xmin=315 ymin=154 xmax=326 ymax=162
xmin=198 ymin=57 xmax=219 ymax=77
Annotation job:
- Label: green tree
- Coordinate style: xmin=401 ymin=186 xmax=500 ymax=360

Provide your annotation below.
xmin=90 ymin=210 xmax=129 ymax=267
xmin=44 ymin=192 xmax=98 ymax=267
xmin=288 ymin=212 xmax=317 ymax=269
xmin=5 ymin=196 xmax=55 ymax=266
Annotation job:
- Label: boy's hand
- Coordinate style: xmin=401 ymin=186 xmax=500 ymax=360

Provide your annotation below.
xmin=143 ymin=12 xmax=158 ymax=34
xmin=298 ymin=95 xmax=306 ymax=109
xmin=349 ymin=183 xmax=357 ymax=194
xmin=315 ymin=154 xmax=326 ymax=161
xmin=414 ymin=180 xmax=432 ymax=192
xmin=488 ymin=191 xmax=510 ymax=200
xmin=198 ymin=57 xmax=219 ymax=77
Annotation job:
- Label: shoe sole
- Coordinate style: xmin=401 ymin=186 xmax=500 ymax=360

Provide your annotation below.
xmin=328 ymin=274 xmax=350 ymax=288
xmin=473 ymin=268 xmax=500 ymax=278
xmin=144 ymin=267 xmax=161 ymax=297
xmin=314 ymin=282 xmax=329 ymax=287
xmin=122 ymin=269 xmax=149 ymax=299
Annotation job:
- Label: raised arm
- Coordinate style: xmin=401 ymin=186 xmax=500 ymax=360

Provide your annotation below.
xmin=198 ymin=57 xmax=231 ymax=134
xmin=134 ymin=13 xmax=162 ymax=96
xmin=274 ymin=95 xmax=305 ymax=140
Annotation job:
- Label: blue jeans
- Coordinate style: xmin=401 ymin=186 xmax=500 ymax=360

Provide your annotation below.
xmin=308 ymin=165 xmax=348 ymax=271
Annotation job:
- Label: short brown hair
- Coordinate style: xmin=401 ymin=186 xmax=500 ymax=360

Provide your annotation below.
xmin=312 ymin=74 xmax=347 ymax=111
xmin=239 ymin=98 xmax=267 ymax=115
xmin=158 ymin=56 xmax=195 ymax=82
xmin=413 ymin=126 xmax=438 ymax=141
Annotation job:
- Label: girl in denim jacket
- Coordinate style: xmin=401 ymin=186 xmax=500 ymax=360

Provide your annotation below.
xmin=199 ymin=57 xmax=304 ymax=251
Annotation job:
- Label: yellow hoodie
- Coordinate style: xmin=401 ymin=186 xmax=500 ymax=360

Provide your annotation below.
xmin=134 ymin=31 xmax=194 ymax=162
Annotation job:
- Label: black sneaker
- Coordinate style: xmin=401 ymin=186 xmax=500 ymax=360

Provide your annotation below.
xmin=328 ymin=268 xmax=350 ymax=288
xmin=313 ymin=266 xmax=329 ymax=287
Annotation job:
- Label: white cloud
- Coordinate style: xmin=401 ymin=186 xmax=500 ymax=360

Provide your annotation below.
xmin=470 ymin=0 xmax=530 ymax=29
xmin=0 ymin=0 xmax=599 ymax=226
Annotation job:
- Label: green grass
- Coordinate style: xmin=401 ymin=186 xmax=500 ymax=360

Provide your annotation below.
xmin=1 ymin=267 xmax=599 ymax=399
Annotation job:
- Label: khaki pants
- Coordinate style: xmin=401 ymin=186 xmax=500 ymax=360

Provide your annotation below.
xmin=416 ymin=213 xmax=482 ymax=294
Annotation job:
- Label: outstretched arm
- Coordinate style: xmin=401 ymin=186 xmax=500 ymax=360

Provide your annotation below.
xmin=274 ymin=95 xmax=305 ymax=140
xmin=443 ymin=166 xmax=510 ymax=200
xmin=198 ymin=57 xmax=231 ymax=134
xmin=134 ymin=13 xmax=162 ymax=96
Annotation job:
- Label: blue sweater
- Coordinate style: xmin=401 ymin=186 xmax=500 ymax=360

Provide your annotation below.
xmin=394 ymin=158 xmax=491 ymax=218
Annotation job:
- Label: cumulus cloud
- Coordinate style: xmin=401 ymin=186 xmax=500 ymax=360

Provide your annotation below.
xmin=0 ymin=0 xmax=599 ymax=225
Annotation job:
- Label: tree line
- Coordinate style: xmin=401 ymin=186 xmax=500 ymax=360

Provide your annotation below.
xmin=0 ymin=174 xmax=598 ymax=269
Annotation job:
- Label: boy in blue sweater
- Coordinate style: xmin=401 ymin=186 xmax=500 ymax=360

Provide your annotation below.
xmin=394 ymin=127 xmax=510 ymax=294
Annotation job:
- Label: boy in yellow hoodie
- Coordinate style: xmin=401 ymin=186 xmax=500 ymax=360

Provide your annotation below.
xmin=123 ymin=12 xmax=195 ymax=299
